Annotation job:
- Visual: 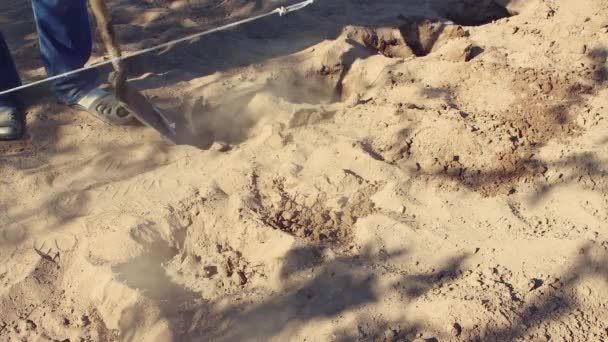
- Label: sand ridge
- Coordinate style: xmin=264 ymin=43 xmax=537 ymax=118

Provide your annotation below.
xmin=1 ymin=0 xmax=608 ymax=341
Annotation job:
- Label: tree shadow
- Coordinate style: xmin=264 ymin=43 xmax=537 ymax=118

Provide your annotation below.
xmin=480 ymin=243 xmax=608 ymax=341
xmin=0 ymin=112 xmax=174 ymax=249
xmin=119 ymin=0 xmax=424 ymax=85
xmin=109 ymin=239 xmax=470 ymax=341
xmin=220 ymin=246 xmax=465 ymax=341
xmin=412 ymin=47 xmax=608 ymax=200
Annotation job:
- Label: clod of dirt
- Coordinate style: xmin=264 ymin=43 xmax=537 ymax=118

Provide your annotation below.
xmin=529 ymin=278 xmax=544 ymax=291
xmin=399 ymin=17 xmax=466 ymax=56
xmin=210 ymin=141 xmax=232 ymax=152
xmin=433 ymin=0 xmax=515 ymax=26
xmin=374 ymin=27 xmax=416 ymax=58
xmin=236 ymin=271 xmax=247 ymax=285
xmin=25 ymin=320 xmax=36 ymax=331
xmin=256 ymin=179 xmax=377 ymax=244
xmin=439 ymin=41 xmax=481 ymax=62
xmin=204 ymin=265 xmax=218 ymax=278
xmin=80 ymin=315 xmax=90 ymax=327
xmin=451 ymin=322 xmax=463 ymax=336
xmin=342 ymin=25 xmax=414 ymax=59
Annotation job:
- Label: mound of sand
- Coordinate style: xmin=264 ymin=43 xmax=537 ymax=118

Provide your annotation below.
xmin=1 ymin=0 xmax=608 ymax=341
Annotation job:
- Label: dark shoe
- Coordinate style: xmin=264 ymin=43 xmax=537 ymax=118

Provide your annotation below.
xmin=72 ymin=87 xmax=134 ymax=125
xmin=0 ymin=105 xmax=24 ymax=141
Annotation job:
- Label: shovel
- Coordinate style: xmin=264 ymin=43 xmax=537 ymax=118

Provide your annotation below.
xmin=89 ymin=0 xmax=177 ymax=143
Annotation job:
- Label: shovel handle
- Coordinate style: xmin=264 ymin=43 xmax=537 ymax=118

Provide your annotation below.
xmin=88 ymin=0 xmax=127 ymax=99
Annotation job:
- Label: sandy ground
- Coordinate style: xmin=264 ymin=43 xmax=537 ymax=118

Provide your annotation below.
xmin=1 ymin=0 xmax=608 ymax=341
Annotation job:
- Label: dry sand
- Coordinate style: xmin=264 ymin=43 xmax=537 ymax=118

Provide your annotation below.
xmin=1 ymin=0 xmax=608 ymax=341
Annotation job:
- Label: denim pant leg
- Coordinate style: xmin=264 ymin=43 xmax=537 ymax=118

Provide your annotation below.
xmin=33 ymin=0 xmax=97 ymax=105
xmin=0 ymin=32 xmax=21 ymax=108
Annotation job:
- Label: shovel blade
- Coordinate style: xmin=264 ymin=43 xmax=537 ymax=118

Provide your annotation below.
xmin=121 ymin=83 xmax=177 ymax=144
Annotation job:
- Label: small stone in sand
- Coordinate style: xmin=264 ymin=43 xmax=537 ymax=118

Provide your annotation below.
xmin=211 ymin=142 xmax=232 ymax=152
xmin=451 ymin=322 xmax=462 ymax=336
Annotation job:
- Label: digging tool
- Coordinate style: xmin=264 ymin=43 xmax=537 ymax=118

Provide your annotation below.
xmin=88 ymin=0 xmax=177 ymax=143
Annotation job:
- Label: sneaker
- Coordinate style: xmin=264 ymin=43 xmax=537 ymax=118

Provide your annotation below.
xmin=0 ymin=105 xmax=24 ymax=141
xmin=72 ymin=87 xmax=134 ymax=125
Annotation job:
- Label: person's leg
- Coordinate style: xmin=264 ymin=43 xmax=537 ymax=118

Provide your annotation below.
xmin=32 ymin=0 xmax=133 ymax=125
xmin=32 ymin=0 xmax=97 ymax=105
xmin=0 ymin=32 xmax=21 ymax=108
xmin=0 ymin=32 xmax=25 ymax=140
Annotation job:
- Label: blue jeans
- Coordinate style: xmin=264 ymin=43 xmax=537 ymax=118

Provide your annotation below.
xmin=0 ymin=0 xmax=97 ymax=108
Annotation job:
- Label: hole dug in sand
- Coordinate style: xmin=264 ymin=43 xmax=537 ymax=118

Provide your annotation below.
xmin=343 ymin=21 xmax=468 ymax=59
xmin=248 ymin=175 xmax=379 ymax=245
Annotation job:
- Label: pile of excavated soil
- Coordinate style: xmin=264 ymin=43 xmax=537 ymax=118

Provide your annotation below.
xmin=1 ymin=0 xmax=608 ymax=341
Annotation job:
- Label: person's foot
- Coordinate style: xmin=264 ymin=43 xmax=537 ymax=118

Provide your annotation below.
xmin=0 ymin=105 xmax=25 ymax=141
xmin=73 ymin=87 xmax=134 ymax=125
